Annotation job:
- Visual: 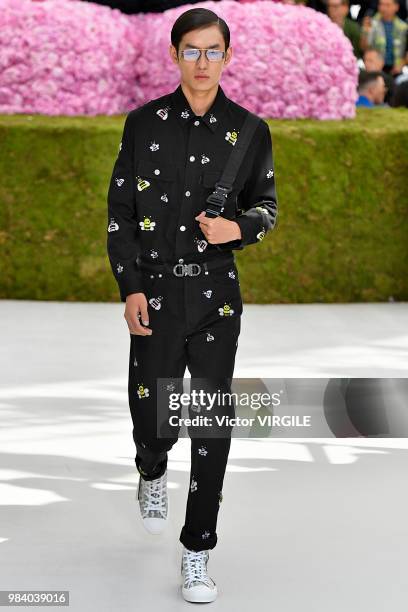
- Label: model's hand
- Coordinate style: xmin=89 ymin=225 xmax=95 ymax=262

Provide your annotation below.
xmin=195 ymin=212 xmax=242 ymax=244
xmin=125 ymin=293 xmax=152 ymax=336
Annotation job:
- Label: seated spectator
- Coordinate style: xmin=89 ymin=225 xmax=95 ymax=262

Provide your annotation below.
xmin=363 ymin=47 xmax=395 ymax=101
xmin=356 ymin=70 xmax=387 ymax=105
xmin=360 ymin=0 xmax=408 ymax=76
xmin=327 ymin=0 xmax=363 ymax=59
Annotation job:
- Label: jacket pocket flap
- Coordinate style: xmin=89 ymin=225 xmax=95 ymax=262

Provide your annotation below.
xmin=137 ymin=158 xmax=177 ymax=181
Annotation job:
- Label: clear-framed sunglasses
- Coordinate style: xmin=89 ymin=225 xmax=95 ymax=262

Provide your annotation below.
xmin=180 ymin=48 xmax=226 ymax=62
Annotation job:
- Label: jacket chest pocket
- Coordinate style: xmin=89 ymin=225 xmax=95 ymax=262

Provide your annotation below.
xmin=200 ymin=170 xmax=246 ymax=219
xmin=135 ymin=159 xmax=177 ymax=211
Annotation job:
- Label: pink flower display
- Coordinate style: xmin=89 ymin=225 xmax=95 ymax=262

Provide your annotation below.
xmin=0 ymin=0 xmax=358 ymax=118
xmin=130 ymin=0 xmax=359 ymax=119
xmin=0 ymin=0 xmax=142 ymax=115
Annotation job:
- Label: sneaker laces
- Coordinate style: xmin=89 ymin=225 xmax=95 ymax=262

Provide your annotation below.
xmin=182 ymin=549 xmax=215 ymax=589
xmin=140 ymin=472 xmax=167 ymax=516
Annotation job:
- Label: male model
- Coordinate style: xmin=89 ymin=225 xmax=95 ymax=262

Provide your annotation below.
xmin=107 ymin=7 xmax=278 ymax=603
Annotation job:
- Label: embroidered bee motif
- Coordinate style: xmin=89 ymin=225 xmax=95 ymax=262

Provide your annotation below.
xmin=209 ymin=114 xmax=217 ymax=123
xmin=149 ymin=141 xmax=159 ymax=152
xmin=201 ymin=154 xmax=210 ymax=164
xmin=202 ymin=530 xmax=211 ymax=539
xmin=137 ymin=384 xmax=149 ymax=399
xmin=225 ymin=130 xmax=238 ymax=146
xmin=218 ymin=303 xmax=234 ymax=317
xmin=203 ymin=290 xmax=212 ymax=298
xmin=266 ymin=169 xmax=274 ymax=178
xmin=108 ymin=217 xmax=119 ymax=232
xmin=228 ymin=270 xmax=236 ymax=279
xmin=181 ymin=109 xmax=190 ymax=119
xmin=115 ymin=178 xmax=124 ymax=187
xmin=206 ymin=332 xmax=215 ymax=342
xmin=148 ymin=296 xmax=163 ymax=310
xmin=198 ymin=445 xmax=208 ymax=456
xmin=255 ymin=206 xmax=270 ymax=215
xmin=190 ymin=477 xmax=198 ymax=492
xmin=116 ymin=263 xmax=123 ymax=273
xmin=256 ymin=228 xmax=266 ymax=241
xmin=161 ymin=193 xmax=168 ymax=203
xmin=156 ymin=107 xmax=170 ymax=120
xmin=150 ymin=249 xmax=158 ymax=259
xmin=195 ymin=237 xmax=208 ymax=253
xmin=139 ymin=217 xmax=156 ymax=231
xmin=136 ymin=176 xmax=150 ymax=191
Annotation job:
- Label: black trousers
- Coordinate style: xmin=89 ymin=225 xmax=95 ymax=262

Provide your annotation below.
xmin=128 ymin=255 xmax=242 ymax=551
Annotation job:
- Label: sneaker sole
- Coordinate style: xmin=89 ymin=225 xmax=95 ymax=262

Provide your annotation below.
xmin=181 ymin=584 xmax=218 ymax=603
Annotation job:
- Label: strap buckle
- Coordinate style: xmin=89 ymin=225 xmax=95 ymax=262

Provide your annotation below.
xmin=172 ymin=263 xmax=202 ymax=277
xmin=205 ymin=183 xmax=232 ymax=217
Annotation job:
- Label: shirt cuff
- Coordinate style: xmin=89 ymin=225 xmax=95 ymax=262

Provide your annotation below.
xmin=234 ymin=214 xmax=265 ymax=247
xmin=117 ymin=272 xmax=144 ymax=302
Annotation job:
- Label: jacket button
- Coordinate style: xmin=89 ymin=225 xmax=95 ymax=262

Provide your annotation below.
xmin=185 ymin=190 xmax=191 ymax=197
xmin=154 ymin=169 xmax=160 ymax=175
xmin=180 ymin=225 xmax=186 ymax=231
xmin=189 ymin=155 xmax=195 ymax=162
xmin=194 ymin=120 xmax=200 ymax=126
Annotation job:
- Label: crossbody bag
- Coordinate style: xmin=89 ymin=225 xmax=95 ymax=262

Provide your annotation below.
xmin=204 ymin=110 xmax=261 ymax=218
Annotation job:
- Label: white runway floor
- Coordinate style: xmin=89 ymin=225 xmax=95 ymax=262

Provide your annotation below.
xmin=1 ymin=299 xmax=408 ymax=611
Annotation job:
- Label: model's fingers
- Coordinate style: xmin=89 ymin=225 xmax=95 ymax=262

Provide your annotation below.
xmin=133 ymin=318 xmax=152 ymax=335
xmin=125 ymin=302 xmax=152 ymax=336
xmin=140 ymin=303 xmax=150 ymax=327
xmin=196 ymin=214 xmax=211 ymax=226
xmin=126 ymin=313 xmax=149 ymax=336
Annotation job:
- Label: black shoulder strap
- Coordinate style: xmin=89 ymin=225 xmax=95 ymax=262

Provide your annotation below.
xmin=205 ymin=111 xmax=261 ymax=218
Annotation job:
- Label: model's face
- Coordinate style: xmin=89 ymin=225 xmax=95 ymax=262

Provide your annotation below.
xmin=364 ymin=50 xmax=384 ymax=71
xmin=169 ymin=25 xmax=232 ymax=92
xmin=378 ymin=0 xmax=398 ymax=20
xmin=327 ymin=0 xmax=348 ymax=20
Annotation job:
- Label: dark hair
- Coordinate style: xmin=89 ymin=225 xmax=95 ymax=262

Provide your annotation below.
xmin=171 ymin=8 xmax=230 ymax=54
xmin=358 ymin=70 xmax=384 ymax=92
xmin=327 ymin=0 xmax=349 ymax=6
xmin=390 ymin=80 xmax=408 ymax=108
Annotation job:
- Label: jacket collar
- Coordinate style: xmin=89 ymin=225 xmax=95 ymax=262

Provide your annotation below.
xmin=170 ymin=82 xmax=229 ymax=132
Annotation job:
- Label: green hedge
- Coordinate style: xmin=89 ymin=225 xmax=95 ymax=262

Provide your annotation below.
xmin=0 ymin=108 xmax=407 ymax=303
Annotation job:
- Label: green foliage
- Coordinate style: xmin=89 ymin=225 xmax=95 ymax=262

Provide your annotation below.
xmin=0 ymin=108 xmax=407 ymax=303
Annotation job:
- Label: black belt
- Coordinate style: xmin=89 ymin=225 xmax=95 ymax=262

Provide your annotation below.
xmin=138 ymin=253 xmax=234 ymax=277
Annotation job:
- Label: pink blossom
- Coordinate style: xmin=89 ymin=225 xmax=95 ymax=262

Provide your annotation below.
xmin=0 ymin=0 xmax=358 ymax=119
xmin=132 ymin=1 xmax=358 ymax=119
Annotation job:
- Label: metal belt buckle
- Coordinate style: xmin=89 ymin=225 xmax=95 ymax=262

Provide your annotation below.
xmin=187 ymin=263 xmax=201 ymax=276
xmin=172 ymin=263 xmax=185 ymax=277
xmin=172 ymin=263 xmax=202 ymax=277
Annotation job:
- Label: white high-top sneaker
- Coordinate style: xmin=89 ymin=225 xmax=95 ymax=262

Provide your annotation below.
xmin=181 ymin=546 xmax=218 ymax=603
xmin=136 ymin=469 xmax=168 ymax=534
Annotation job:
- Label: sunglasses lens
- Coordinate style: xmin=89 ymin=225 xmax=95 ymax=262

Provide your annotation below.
xmin=183 ymin=49 xmax=200 ymax=61
xmin=206 ymin=50 xmax=224 ymax=61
